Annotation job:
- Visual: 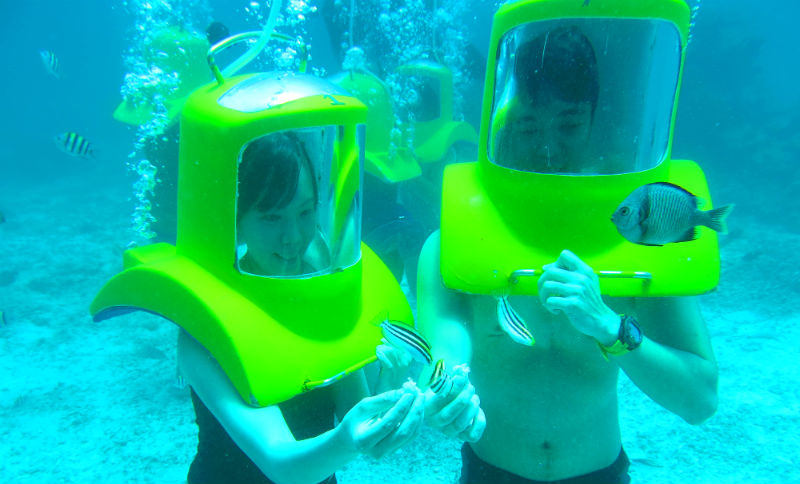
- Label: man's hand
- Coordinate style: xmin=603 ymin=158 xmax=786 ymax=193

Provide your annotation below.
xmin=424 ymin=366 xmax=486 ymax=442
xmin=537 ymin=249 xmax=620 ymax=345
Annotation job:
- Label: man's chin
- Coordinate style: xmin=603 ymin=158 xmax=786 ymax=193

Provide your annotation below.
xmin=273 ymin=255 xmax=302 ymax=274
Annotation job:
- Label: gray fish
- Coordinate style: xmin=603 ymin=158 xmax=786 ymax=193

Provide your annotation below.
xmin=54 ymin=132 xmax=94 ymax=159
xmin=612 ymin=182 xmax=734 ymax=246
xmin=40 ymin=50 xmax=60 ymax=79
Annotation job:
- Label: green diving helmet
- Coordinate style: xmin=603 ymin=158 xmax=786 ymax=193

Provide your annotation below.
xmin=396 ymin=60 xmax=478 ymax=163
xmin=92 ymin=67 xmax=413 ymax=407
xmin=329 ymin=68 xmax=422 ymax=183
xmin=113 ymin=26 xmax=211 ymax=128
xmin=440 ymin=0 xmax=721 ymax=297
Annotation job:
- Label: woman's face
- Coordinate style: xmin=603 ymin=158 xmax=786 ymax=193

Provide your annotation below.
xmin=238 ymin=164 xmax=317 ymax=276
xmin=498 ymin=97 xmax=593 ymax=173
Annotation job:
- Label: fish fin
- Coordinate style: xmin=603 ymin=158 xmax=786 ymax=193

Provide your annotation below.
xmin=676 ymin=227 xmax=698 ymax=243
xmin=651 ymin=181 xmax=699 ymax=204
xmin=651 ymin=181 xmax=694 ymax=194
xmin=702 ymin=203 xmax=735 ymax=234
xmin=640 ymin=187 xmax=651 ymax=223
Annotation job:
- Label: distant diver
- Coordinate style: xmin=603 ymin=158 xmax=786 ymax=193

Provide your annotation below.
xmin=206 ymin=21 xmax=230 ymax=45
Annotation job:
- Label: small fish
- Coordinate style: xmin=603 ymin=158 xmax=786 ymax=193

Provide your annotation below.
xmin=54 ymin=132 xmax=94 ymax=159
xmin=427 ymin=359 xmax=454 ymax=395
xmin=380 ymin=319 xmax=433 ymax=365
xmin=497 ymin=296 xmax=535 ymax=346
xmin=40 ymin=50 xmax=61 ymax=79
xmin=612 ymin=182 xmax=734 ymax=246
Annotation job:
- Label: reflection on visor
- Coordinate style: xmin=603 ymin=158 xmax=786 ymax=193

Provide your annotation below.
xmin=489 ymin=18 xmax=681 ymax=175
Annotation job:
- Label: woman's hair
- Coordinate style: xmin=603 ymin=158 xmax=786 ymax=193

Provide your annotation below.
xmin=514 ymin=26 xmax=599 ymax=115
xmin=237 ymin=131 xmax=319 ymax=222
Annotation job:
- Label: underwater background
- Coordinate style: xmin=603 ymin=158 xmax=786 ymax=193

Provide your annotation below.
xmin=1 ymin=0 xmax=798 ymax=482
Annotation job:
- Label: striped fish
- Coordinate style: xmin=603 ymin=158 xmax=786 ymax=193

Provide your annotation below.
xmin=40 ymin=50 xmax=61 ymax=79
xmin=427 ymin=359 xmax=454 ymax=395
xmin=54 ymin=132 xmax=94 ymax=159
xmin=497 ymin=296 xmax=535 ymax=346
xmin=380 ymin=319 xmax=433 ymax=365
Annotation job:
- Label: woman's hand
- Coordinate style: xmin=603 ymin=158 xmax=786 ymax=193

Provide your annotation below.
xmin=537 ymin=249 xmax=620 ymax=345
xmin=423 ymin=366 xmax=486 ymax=442
xmin=338 ymin=385 xmax=425 ymax=459
xmin=375 ymin=340 xmax=413 ymax=392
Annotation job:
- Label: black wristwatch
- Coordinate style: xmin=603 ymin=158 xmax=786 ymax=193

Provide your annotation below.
xmin=598 ymin=314 xmax=643 ymax=359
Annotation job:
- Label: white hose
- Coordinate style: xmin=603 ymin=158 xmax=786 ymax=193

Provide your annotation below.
xmin=221 ymin=0 xmax=283 ymax=77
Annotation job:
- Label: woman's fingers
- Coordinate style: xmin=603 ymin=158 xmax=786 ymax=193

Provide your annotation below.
xmin=376 ymin=343 xmax=413 ymax=370
xmin=375 ymin=345 xmax=394 ymax=370
xmin=354 ymin=392 xmax=415 ymax=451
xmin=364 ymin=390 xmax=425 ymax=458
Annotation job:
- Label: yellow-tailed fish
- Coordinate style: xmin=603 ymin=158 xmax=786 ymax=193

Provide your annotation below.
xmin=497 ymin=296 xmax=535 ymax=346
xmin=380 ymin=319 xmax=433 ymax=365
xmin=427 ymin=359 xmax=454 ymax=395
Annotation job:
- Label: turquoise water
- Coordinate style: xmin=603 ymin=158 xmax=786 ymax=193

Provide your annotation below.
xmin=1 ymin=1 xmax=798 ymax=483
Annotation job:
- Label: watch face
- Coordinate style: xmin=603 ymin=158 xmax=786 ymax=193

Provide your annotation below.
xmin=623 ymin=316 xmax=643 ymax=348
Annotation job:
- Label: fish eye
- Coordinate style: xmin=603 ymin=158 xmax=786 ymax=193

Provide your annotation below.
xmin=620 ymin=207 xmax=630 ymax=216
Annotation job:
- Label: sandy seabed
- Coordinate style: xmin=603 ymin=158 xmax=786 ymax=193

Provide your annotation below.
xmin=1 ymin=171 xmax=798 ymax=484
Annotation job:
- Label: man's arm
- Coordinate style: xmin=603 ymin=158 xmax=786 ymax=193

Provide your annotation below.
xmin=417 ymin=230 xmax=473 ymax=368
xmin=416 ymin=231 xmax=486 ymax=442
xmin=538 ymin=249 xmax=718 ymax=425
xmin=617 ymin=296 xmax=718 ymax=425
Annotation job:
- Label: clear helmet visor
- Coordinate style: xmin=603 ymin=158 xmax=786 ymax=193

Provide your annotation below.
xmin=489 ymin=18 xmax=682 ymax=175
xmin=235 ymin=126 xmax=363 ymax=278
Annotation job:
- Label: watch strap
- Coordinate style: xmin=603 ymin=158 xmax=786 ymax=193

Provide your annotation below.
xmin=598 ymin=314 xmax=642 ymax=360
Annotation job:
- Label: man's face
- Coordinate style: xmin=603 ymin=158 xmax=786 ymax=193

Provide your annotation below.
xmin=497 ymin=96 xmax=594 ymax=173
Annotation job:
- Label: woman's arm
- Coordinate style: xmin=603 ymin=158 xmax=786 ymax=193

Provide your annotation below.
xmin=177 ymin=330 xmax=425 ymax=484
